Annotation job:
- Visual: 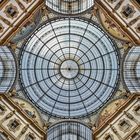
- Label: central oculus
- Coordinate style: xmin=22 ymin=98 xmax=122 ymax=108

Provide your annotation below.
xmin=60 ymin=60 xmax=79 ymax=79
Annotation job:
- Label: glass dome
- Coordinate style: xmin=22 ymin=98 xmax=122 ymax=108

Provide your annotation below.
xmin=19 ymin=17 xmax=120 ymax=118
xmin=123 ymin=46 xmax=140 ymax=93
xmin=0 ymin=46 xmax=16 ymax=93
xmin=47 ymin=121 xmax=93 ymax=140
xmin=45 ymin=0 xmax=94 ymax=15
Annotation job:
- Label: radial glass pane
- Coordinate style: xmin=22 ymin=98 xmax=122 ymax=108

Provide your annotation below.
xmin=19 ymin=18 xmax=120 ymax=118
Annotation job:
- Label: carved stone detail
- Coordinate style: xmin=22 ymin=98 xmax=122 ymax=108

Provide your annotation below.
xmin=7 ymin=118 xmax=21 ymax=133
xmin=136 ymin=23 xmax=140 ymax=33
xmin=0 ymin=104 xmax=6 ymax=115
xmin=103 ymin=133 xmax=114 ymax=140
xmin=25 ymin=132 xmax=36 ymax=140
xmin=4 ymin=4 xmax=19 ymax=19
xmin=118 ymin=118 xmax=132 ymax=133
xmin=121 ymin=4 xmax=136 ymax=19
xmin=133 ymin=104 xmax=140 ymax=116
xmin=0 ymin=23 xmax=4 ymax=33
xmin=23 ymin=0 xmax=32 ymax=4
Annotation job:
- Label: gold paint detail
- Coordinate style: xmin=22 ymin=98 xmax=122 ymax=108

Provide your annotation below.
xmin=98 ymin=10 xmax=130 ymax=42
xmin=98 ymin=99 xmax=126 ymax=126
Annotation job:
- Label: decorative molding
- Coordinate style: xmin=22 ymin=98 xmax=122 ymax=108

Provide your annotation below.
xmin=23 ymin=0 xmax=32 ymax=4
xmin=121 ymin=4 xmax=136 ymax=19
xmin=20 ymin=124 xmax=29 ymax=135
xmin=133 ymin=104 xmax=140 ymax=116
xmin=4 ymin=4 xmax=19 ymax=19
xmin=107 ymin=0 xmax=117 ymax=4
xmin=95 ymin=1 xmax=138 ymax=44
xmin=118 ymin=118 xmax=132 ymax=133
xmin=130 ymin=0 xmax=140 ymax=10
xmin=129 ymin=15 xmax=140 ymax=26
xmin=25 ymin=132 xmax=36 ymax=140
xmin=0 ymin=23 xmax=4 ymax=33
xmin=0 ymin=15 xmax=11 ymax=25
xmin=4 ymin=111 xmax=15 ymax=120
xmin=103 ymin=133 xmax=114 ymax=140
xmin=0 ymin=131 xmax=9 ymax=140
xmin=135 ymin=23 xmax=140 ymax=33
xmin=114 ymin=0 xmax=124 ymax=10
xmin=7 ymin=118 xmax=21 ymax=133
xmin=0 ymin=0 xmax=44 ymax=45
xmin=15 ymin=0 xmax=26 ymax=11
xmin=1 ymin=94 xmax=45 ymax=134
xmin=0 ymin=104 xmax=7 ymax=115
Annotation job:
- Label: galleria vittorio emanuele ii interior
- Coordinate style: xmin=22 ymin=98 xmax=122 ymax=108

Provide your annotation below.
xmin=0 ymin=0 xmax=140 ymax=140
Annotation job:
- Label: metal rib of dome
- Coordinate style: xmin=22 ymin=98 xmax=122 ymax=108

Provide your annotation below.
xmin=45 ymin=0 xmax=94 ymax=15
xmin=47 ymin=121 xmax=93 ymax=140
xmin=0 ymin=46 xmax=16 ymax=93
xmin=19 ymin=17 xmax=120 ymax=118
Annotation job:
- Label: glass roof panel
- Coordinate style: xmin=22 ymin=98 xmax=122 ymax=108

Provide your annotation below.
xmin=19 ymin=18 xmax=120 ymax=118
xmin=0 ymin=46 xmax=16 ymax=93
xmin=123 ymin=46 xmax=140 ymax=92
xmin=47 ymin=121 xmax=93 ymax=140
xmin=45 ymin=0 xmax=94 ymax=15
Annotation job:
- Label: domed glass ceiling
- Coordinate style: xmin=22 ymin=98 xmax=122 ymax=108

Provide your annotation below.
xmin=45 ymin=0 xmax=94 ymax=15
xmin=19 ymin=17 xmax=120 ymax=118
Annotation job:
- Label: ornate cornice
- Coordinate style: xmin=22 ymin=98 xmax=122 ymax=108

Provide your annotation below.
xmin=95 ymin=1 xmax=140 ymax=45
xmin=94 ymin=94 xmax=139 ymax=136
xmin=0 ymin=0 xmax=44 ymax=45
xmin=0 ymin=94 xmax=45 ymax=135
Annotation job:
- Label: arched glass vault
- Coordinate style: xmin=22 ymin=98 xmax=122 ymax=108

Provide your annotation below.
xmin=123 ymin=46 xmax=140 ymax=92
xmin=19 ymin=17 xmax=120 ymax=119
xmin=47 ymin=121 xmax=93 ymax=140
xmin=0 ymin=46 xmax=16 ymax=93
xmin=45 ymin=0 xmax=94 ymax=15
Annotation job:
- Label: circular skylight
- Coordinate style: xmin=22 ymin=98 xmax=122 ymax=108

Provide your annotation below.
xmin=19 ymin=18 xmax=120 ymax=118
xmin=47 ymin=121 xmax=93 ymax=140
xmin=45 ymin=0 xmax=94 ymax=15
xmin=123 ymin=46 xmax=140 ymax=92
